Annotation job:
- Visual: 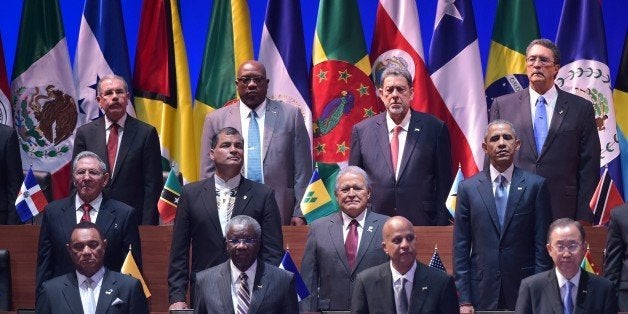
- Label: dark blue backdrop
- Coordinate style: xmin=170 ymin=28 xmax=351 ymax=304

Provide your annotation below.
xmin=0 ymin=0 xmax=625 ymax=94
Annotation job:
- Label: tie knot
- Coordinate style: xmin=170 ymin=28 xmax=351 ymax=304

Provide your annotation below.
xmin=399 ymin=277 xmax=406 ymax=285
xmin=537 ymin=96 xmax=546 ymax=106
xmin=393 ymin=125 xmax=402 ymax=135
xmin=81 ymin=203 xmax=92 ymax=212
xmin=239 ymin=272 xmax=248 ymax=281
xmin=250 ymin=110 xmax=258 ymax=119
xmin=565 ymin=280 xmax=572 ymax=289
xmin=349 ymin=219 xmax=359 ymax=227
xmin=110 ymin=123 xmax=119 ymax=131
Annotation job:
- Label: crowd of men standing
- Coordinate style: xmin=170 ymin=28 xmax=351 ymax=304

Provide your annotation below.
xmin=1 ymin=38 xmax=627 ymax=313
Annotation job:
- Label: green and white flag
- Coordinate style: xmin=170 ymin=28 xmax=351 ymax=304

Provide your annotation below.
xmin=11 ymin=0 xmax=77 ymax=199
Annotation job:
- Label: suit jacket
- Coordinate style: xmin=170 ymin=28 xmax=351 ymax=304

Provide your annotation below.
xmin=300 ymin=210 xmax=389 ymax=311
xmin=0 ymin=124 xmax=23 ymax=224
xmin=349 ymin=110 xmax=453 ymax=226
xmin=604 ymin=203 xmax=628 ymax=311
xmin=199 ymin=100 xmax=312 ymax=225
xmin=453 ymin=167 xmax=553 ymax=310
xmin=194 ymin=260 xmax=298 ymax=314
xmin=36 ymin=195 xmax=142 ymax=295
xmin=36 ymin=269 xmax=148 ymax=314
xmin=515 ymin=269 xmax=617 ymax=313
xmin=490 ymin=87 xmax=600 ymax=222
xmin=351 ymin=262 xmax=459 ymax=314
xmin=73 ymin=115 xmax=163 ymax=225
xmin=167 ymin=176 xmax=283 ymax=304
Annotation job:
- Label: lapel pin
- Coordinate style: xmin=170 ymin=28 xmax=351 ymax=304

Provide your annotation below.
xmin=422 ymin=286 xmax=428 ymax=291
xmin=105 ymin=289 xmax=113 ymax=295
xmin=367 ymin=226 xmax=373 ymax=232
xmin=243 ymin=195 xmax=247 ymax=200
xmin=582 ymin=290 xmax=587 ymax=294
xmin=414 ymin=128 xmax=420 ymax=132
xmin=114 ymin=223 xmax=118 ymax=229
xmin=257 ymin=284 xmax=263 ymax=289
xmin=517 ymin=187 xmax=523 ymax=190
xmin=559 ymin=110 xmax=564 ymax=114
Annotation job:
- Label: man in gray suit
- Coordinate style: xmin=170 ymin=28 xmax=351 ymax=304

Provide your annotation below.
xmin=194 ymin=215 xmax=298 ymax=313
xmin=199 ymin=60 xmax=312 ymax=226
xmin=490 ymin=39 xmax=600 ymax=223
xmin=300 ymin=166 xmax=389 ymax=312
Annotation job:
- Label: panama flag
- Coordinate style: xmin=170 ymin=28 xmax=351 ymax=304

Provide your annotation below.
xmin=428 ymin=0 xmax=487 ymax=175
xmin=15 ymin=167 xmax=48 ymax=222
xmin=615 ymin=31 xmax=628 ymax=196
xmin=74 ymin=0 xmax=135 ymax=125
xmin=11 ymin=0 xmax=77 ymax=199
xmin=556 ymin=0 xmax=623 ymax=194
xmin=259 ymin=0 xmax=313 ymax=146
xmin=0 ymin=34 xmax=11 ymax=126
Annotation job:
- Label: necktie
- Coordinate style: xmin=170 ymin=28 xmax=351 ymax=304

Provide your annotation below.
xmin=107 ymin=123 xmax=119 ymax=172
xmin=84 ymin=278 xmax=96 ymax=314
xmin=563 ymin=281 xmax=574 ymax=314
xmin=81 ymin=203 xmax=92 ymax=222
xmin=345 ymin=219 xmax=359 ymax=269
xmin=494 ymin=175 xmax=507 ymax=227
xmin=391 ymin=125 xmax=402 ymax=175
xmin=236 ymin=272 xmax=250 ymax=314
xmin=534 ymin=96 xmax=548 ymax=154
xmin=396 ymin=277 xmax=408 ymax=314
xmin=247 ymin=111 xmax=262 ymax=183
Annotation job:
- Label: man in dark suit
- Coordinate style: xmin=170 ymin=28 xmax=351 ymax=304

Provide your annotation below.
xmin=349 ymin=66 xmax=452 ymax=226
xmin=351 ymin=216 xmax=458 ymax=314
xmin=0 ymin=123 xmax=23 ymax=224
xmin=194 ymin=215 xmax=298 ymax=313
xmin=73 ymin=74 xmax=162 ymax=225
xmin=36 ymin=221 xmax=148 ymax=314
xmin=516 ymin=218 xmax=617 ymax=313
xmin=36 ymin=151 xmax=141 ymax=296
xmin=300 ymin=166 xmax=389 ymax=312
xmin=454 ymin=120 xmax=553 ymax=312
xmin=490 ymin=38 xmax=600 ymax=223
xmin=604 ymin=203 xmax=628 ymax=311
xmin=168 ymin=127 xmax=283 ymax=310
xmin=199 ymin=60 xmax=312 ymax=226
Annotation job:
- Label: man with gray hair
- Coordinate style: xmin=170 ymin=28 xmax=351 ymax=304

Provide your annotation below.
xmin=350 ymin=66 xmax=453 ymax=225
xmin=36 ymin=151 xmax=141 ymax=297
xmin=301 ymin=166 xmax=389 ymax=311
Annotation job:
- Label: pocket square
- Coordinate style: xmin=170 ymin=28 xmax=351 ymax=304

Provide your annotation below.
xmin=111 ymin=297 xmax=125 ymax=306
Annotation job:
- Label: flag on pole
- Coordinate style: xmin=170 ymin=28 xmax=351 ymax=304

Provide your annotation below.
xmin=11 ymin=0 xmax=77 ymax=199
xmin=445 ymin=166 xmax=464 ymax=218
xmin=589 ymin=167 xmax=623 ymax=226
xmin=484 ymin=0 xmax=540 ymax=107
xmin=301 ymin=164 xmax=340 ymax=224
xmin=580 ymin=244 xmax=598 ymax=275
xmin=613 ymin=31 xmax=628 ymax=197
xmin=74 ymin=0 xmax=135 ymax=125
xmin=0 ymin=34 xmax=11 ymax=126
xmin=121 ymin=249 xmax=151 ymax=298
xmin=428 ymin=0 xmax=487 ymax=175
xmin=555 ymin=0 xmax=623 ymax=195
xmin=15 ymin=167 xmax=48 ymax=222
xmin=428 ymin=245 xmax=447 ymax=272
xmin=259 ymin=0 xmax=313 ymax=147
xmin=278 ymin=251 xmax=310 ymax=301
xmin=133 ymin=0 xmax=198 ymax=184
xmin=158 ymin=167 xmax=182 ymax=224
xmin=311 ymin=0 xmax=380 ymax=164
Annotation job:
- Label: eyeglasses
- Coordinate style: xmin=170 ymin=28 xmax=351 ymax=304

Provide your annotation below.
xmin=227 ymin=238 xmax=258 ymax=245
xmin=236 ymin=76 xmax=266 ymax=85
xmin=550 ymin=242 xmax=582 ymax=253
xmin=526 ymin=56 xmax=554 ymax=66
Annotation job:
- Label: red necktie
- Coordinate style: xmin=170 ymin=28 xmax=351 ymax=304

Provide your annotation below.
xmin=81 ymin=203 xmax=92 ymax=222
xmin=107 ymin=123 xmax=119 ymax=172
xmin=391 ymin=126 xmax=402 ymax=173
xmin=345 ymin=219 xmax=359 ymax=269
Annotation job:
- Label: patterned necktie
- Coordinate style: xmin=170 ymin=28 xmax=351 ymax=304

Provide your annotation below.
xmin=247 ymin=111 xmax=262 ymax=183
xmin=494 ymin=175 xmax=507 ymax=227
xmin=81 ymin=203 xmax=92 ymax=222
xmin=236 ymin=272 xmax=250 ymax=314
xmin=396 ymin=277 xmax=408 ymax=314
xmin=534 ymin=96 xmax=548 ymax=154
xmin=345 ymin=219 xmax=359 ymax=269
xmin=107 ymin=123 xmax=119 ymax=173
xmin=563 ymin=281 xmax=574 ymax=314
xmin=391 ymin=125 xmax=402 ymax=175
xmin=84 ymin=278 xmax=96 ymax=314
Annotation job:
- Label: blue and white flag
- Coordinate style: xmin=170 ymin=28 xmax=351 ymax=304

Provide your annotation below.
xmin=74 ymin=0 xmax=134 ymax=124
xmin=258 ymin=0 xmax=313 ymax=147
xmin=555 ymin=0 xmax=622 ymax=195
xmin=15 ymin=167 xmax=48 ymax=222
xmin=445 ymin=166 xmax=464 ymax=218
xmin=278 ymin=250 xmax=310 ymax=301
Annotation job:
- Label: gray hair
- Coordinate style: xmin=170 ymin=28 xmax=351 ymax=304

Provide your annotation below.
xmin=73 ymin=151 xmax=107 ymax=174
xmin=334 ymin=166 xmax=372 ymax=193
xmin=526 ymin=38 xmax=561 ymax=65
xmin=379 ymin=66 xmax=413 ymax=88
xmin=96 ymin=74 xmax=129 ymax=95
xmin=226 ymin=215 xmax=261 ymax=240
xmin=484 ymin=119 xmax=518 ymax=141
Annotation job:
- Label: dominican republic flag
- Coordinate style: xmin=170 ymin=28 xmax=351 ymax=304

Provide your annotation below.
xmin=0 ymin=34 xmax=11 ymax=126
xmin=589 ymin=167 xmax=623 ymax=226
xmin=74 ymin=0 xmax=135 ymax=124
xmin=259 ymin=0 xmax=313 ymax=147
xmin=15 ymin=167 xmax=48 ymax=222
xmin=279 ymin=250 xmax=310 ymax=301
xmin=556 ymin=0 xmax=623 ymax=196
xmin=428 ymin=0 xmax=487 ymax=175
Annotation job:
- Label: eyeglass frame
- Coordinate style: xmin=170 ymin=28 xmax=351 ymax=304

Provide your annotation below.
xmin=526 ymin=55 xmax=556 ymax=66
xmin=549 ymin=242 xmax=583 ymax=253
xmin=226 ymin=237 xmax=258 ymax=246
xmin=235 ymin=76 xmax=267 ymax=85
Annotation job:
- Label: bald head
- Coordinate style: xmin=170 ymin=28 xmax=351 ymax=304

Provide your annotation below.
xmin=382 ymin=216 xmax=417 ymax=274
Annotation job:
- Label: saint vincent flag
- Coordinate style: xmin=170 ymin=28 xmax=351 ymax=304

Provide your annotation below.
xmin=301 ymin=163 xmax=340 ymax=223
xmin=11 ymin=0 xmax=77 ymax=199
xmin=485 ymin=0 xmax=539 ymax=107
xmin=311 ymin=0 xmax=380 ymax=163
xmin=0 ymin=34 xmax=11 ymax=126
xmin=614 ymin=31 xmax=628 ymax=197
xmin=133 ymin=0 xmax=197 ymax=183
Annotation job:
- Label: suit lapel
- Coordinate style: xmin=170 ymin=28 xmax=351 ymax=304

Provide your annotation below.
xmin=477 ymin=172 xmax=502 ymax=234
xmin=218 ymin=263 xmax=235 ymax=313
xmin=328 ymin=214 xmax=351 ymax=274
xmin=262 ymin=100 xmax=277 ymax=162
xmin=378 ymin=265 xmax=396 ymax=313
xmin=112 ymin=117 xmax=138 ymax=182
xmin=408 ymin=264 xmax=429 ymax=313
xmin=233 ymin=178 xmax=253 ymax=217
xmin=249 ymin=262 xmax=268 ymax=314
xmin=542 ymin=89 xmax=569 ymax=159
xmin=95 ymin=270 xmax=116 ymax=314
xmin=61 ymin=273 xmax=83 ymax=314
xmin=501 ymin=168 xmax=526 ymax=240
xmin=353 ymin=211 xmax=381 ymax=274
xmin=374 ymin=115 xmax=395 ymax=177
xmin=91 ymin=118 xmax=110 ymax=173
xmin=398 ymin=112 xmax=421 ymax=179
xmin=517 ymin=91 xmax=538 ymax=158
xmin=199 ymin=177 xmax=223 ymax=236
xmin=62 ymin=196 xmax=79 ymax=243
xmin=575 ymin=271 xmax=590 ymax=314
xmin=95 ymin=199 xmax=116 ymax=238
xmin=544 ymin=270 xmax=564 ymax=314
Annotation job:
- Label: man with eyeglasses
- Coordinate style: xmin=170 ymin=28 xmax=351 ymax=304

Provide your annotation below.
xmin=168 ymin=127 xmax=283 ymax=310
xmin=515 ymin=218 xmax=617 ymax=313
xmin=349 ymin=66 xmax=453 ymax=226
xmin=73 ymin=74 xmax=162 ymax=225
xmin=490 ymin=39 xmax=600 ymax=224
xmin=36 ymin=151 xmax=141 ymax=299
xmin=199 ymin=60 xmax=312 ymax=227
xmin=194 ymin=215 xmax=298 ymax=313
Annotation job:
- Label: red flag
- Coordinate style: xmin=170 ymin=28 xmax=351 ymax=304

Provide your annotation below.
xmin=589 ymin=167 xmax=623 ymax=226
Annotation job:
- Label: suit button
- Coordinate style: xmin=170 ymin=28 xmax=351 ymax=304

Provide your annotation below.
xmin=350 ymin=276 xmax=355 ymax=282
xmin=496 ymin=271 xmax=501 ymax=278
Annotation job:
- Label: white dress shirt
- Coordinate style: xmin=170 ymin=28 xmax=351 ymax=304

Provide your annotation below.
xmin=104 ymin=114 xmax=127 ymax=177
xmin=341 ymin=209 xmax=367 ymax=249
xmin=215 ymin=174 xmax=241 ymax=235
xmin=529 ymin=85 xmax=558 ymax=130
xmin=74 ymin=194 xmax=104 ymax=223
xmin=391 ymin=260 xmax=417 ymax=308
xmin=386 ymin=111 xmax=411 ymax=180
xmin=556 ymin=268 xmax=581 ymax=308
xmin=230 ymin=260 xmax=257 ymax=312
xmin=239 ymin=101 xmax=267 ymax=179
xmin=77 ymin=267 xmax=105 ymax=314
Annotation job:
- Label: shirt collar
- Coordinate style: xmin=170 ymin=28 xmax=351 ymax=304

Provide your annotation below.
xmin=489 ymin=163 xmax=514 ymax=184
xmin=385 ymin=110 xmax=411 ymax=133
xmin=105 ymin=113 xmax=127 ymax=129
xmin=341 ymin=209 xmax=367 ymax=230
xmin=75 ymin=194 xmax=103 ymax=212
xmin=391 ymin=260 xmax=417 ymax=283
xmin=230 ymin=260 xmax=257 ymax=285
xmin=555 ymin=267 xmax=581 ymax=289
xmin=76 ymin=266 xmax=105 ymax=287
xmin=215 ymin=174 xmax=241 ymax=190
xmin=529 ymin=85 xmax=558 ymax=106
xmin=239 ymin=99 xmax=267 ymax=120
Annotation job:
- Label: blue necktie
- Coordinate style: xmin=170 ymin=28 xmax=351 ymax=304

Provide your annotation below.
xmin=534 ymin=96 xmax=548 ymax=154
xmin=563 ymin=281 xmax=574 ymax=314
xmin=247 ymin=111 xmax=263 ymax=183
xmin=495 ymin=175 xmax=507 ymax=227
